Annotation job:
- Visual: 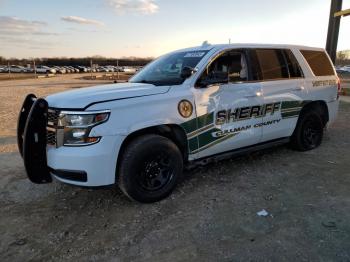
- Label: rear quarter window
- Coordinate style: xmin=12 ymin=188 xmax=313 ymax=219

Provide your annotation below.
xmin=300 ymin=50 xmax=335 ymax=76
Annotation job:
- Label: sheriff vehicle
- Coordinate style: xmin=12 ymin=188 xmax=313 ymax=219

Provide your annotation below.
xmin=17 ymin=43 xmax=340 ymax=202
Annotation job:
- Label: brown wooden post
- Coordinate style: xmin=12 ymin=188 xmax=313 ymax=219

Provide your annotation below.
xmin=326 ymin=0 xmax=343 ymax=63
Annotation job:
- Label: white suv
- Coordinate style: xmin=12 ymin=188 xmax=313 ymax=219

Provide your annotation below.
xmin=18 ymin=43 xmax=340 ymax=202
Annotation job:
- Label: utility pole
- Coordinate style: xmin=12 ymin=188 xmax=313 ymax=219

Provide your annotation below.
xmin=33 ymin=59 xmax=36 ymax=78
xmin=7 ymin=61 xmax=11 ymax=79
xmin=90 ymin=59 xmax=93 ymax=79
xmin=326 ymin=0 xmax=342 ymax=63
xmin=325 ymin=0 xmax=350 ymax=63
xmin=117 ymin=59 xmax=119 ymax=80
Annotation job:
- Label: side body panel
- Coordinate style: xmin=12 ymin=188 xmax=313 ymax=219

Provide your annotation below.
xmin=261 ymin=79 xmax=307 ymax=141
xmin=293 ymin=48 xmax=339 ymax=124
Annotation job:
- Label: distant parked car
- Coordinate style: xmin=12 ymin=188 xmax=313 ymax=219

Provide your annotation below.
xmin=113 ymin=66 xmax=122 ymax=72
xmin=106 ymin=66 xmax=116 ymax=72
xmin=9 ymin=65 xmax=27 ymax=73
xmin=90 ymin=67 xmax=97 ymax=73
xmin=35 ymin=65 xmax=56 ymax=74
xmin=62 ymin=66 xmax=72 ymax=73
xmin=122 ymin=66 xmax=137 ymax=73
xmin=98 ymin=66 xmax=109 ymax=72
xmin=336 ymin=68 xmax=348 ymax=74
xmin=70 ymin=67 xmax=80 ymax=73
xmin=77 ymin=66 xmax=88 ymax=73
xmin=52 ymin=66 xmax=66 ymax=74
xmin=341 ymin=66 xmax=350 ymax=72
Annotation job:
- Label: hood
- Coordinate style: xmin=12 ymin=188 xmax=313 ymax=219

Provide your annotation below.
xmin=46 ymin=82 xmax=170 ymax=109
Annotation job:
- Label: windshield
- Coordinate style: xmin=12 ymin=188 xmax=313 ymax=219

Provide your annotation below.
xmin=130 ymin=50 xmax=209 ymax=86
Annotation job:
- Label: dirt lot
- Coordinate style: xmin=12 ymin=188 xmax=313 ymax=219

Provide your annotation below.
xmin=0 ymin=75 xmax=350 ymax=261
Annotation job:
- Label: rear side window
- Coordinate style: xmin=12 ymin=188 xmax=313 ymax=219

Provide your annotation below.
xmin=300 ymin=50 xmax=334 ymax=76
xmin=253 ymin=49 xmax=289 ymax=80
xmin=284 ymin=49 xmax=303 ymax=78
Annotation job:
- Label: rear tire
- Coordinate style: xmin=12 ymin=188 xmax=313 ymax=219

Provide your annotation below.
xmin=290 ymin=110 xmax=324 ymax=151
xmin=118 ymin=134 xmax=183 ymax=203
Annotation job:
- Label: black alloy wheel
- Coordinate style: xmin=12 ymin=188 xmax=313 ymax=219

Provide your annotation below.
xmin=301 ymin=118 xmax=323 ymax=149
xmin=139 ymin=153 xmax=174 ymax=192
xmin=290 ymin=110 xmax=324 ymax=151
xmin=118 ymin=134 xmax=183 ymax=203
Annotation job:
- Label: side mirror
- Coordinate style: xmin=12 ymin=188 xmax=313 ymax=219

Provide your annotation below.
xmin=180 ymin=66 xmax=197 ymax=79
xmin=196 ymin=72 xmax=228 ymax=88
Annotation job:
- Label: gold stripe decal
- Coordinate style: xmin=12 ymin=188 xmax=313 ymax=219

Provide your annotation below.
xmin=187 ymin=123 xmax=215 ymax=139
xmin=190 ymin=133 xmax=238 ymax=154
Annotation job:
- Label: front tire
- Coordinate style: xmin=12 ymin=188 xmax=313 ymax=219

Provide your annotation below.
xmin=118 ymin=134 xmax=183 ymax=203
xmin=290 ymin=110 xmax=324 ymax=151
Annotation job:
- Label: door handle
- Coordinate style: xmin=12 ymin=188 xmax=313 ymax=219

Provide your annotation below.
xmin=244 ymin=91 xmax=262 ymax=98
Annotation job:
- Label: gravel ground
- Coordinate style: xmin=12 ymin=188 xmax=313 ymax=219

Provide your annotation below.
xmin=0 ymin=75 xmax=350 ymax=261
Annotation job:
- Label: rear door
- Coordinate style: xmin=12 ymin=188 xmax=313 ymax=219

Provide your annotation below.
xmin=250 ymin=48 xmax=306 ymax=142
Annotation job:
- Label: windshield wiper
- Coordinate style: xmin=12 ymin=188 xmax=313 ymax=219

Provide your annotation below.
xmin=137 ymin=80 xmax=152 ymax=84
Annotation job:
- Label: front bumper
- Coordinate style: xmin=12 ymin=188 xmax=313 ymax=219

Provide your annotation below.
xmin=47 ymin=135 xmax=123 ymax=186
xmin=18 ymin=94 xmax=124 ymax=187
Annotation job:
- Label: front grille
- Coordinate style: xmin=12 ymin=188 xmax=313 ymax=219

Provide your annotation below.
xmin=47 ymin=108 xmax=60 ymax=145
xmin=47 ymin=108 xmax=60 ymax=126
xmin=47 ymin=130 xmax=56 ymax=145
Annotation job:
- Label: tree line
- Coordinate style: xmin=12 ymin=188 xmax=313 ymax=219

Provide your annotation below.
xmin=0 ymin=56 xmax=153 ymax=67
xmin=336 ymin=50 xmax=350 ymax=66
xmin=1 ymin=50 xmax=349 ymax=67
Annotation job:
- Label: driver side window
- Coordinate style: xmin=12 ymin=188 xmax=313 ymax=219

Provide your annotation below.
xmin=196 ymin=50 xmax=248 ymax=87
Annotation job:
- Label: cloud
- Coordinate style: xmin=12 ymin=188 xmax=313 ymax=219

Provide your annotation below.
xmin=0 ymin=16 xmax=51 ymax=35
xmin=0 ymin=35 xmax=55 ymax=49
xmin=0 ymin=17 xmax=58 ymax=51
xmin=66 ymin=27 xmax=111 ymax=34
xmin=61 ymin=16 xmax=105 ymax=26
xmin=107 ymin=0 xmax=159 ymax=15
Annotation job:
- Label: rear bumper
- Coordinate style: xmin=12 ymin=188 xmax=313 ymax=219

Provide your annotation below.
xmin=327 ymin=99 xmax=340 ymax=125
xmin=47 ymin=135 xmax=124 ymax=187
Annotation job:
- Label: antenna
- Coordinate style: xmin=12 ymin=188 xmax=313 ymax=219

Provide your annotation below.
xmin=202 ymin=41 xmax=210 ymax=47
xmin=229 ymin=38 xmax=231 ymax=44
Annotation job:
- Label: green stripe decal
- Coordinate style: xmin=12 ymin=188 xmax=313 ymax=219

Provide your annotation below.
xmin=191 ymin=134 xmax=237 ymax=154
xmin=180 ymin=112 xmax=214 ymax=134
xmin=180 ymin=118 xmax=197 ymax=134
xmin=281 ymin=101 xmax=303 ymax=109
xmin=197 ymin=128 xmax=221 ymax=148
xmin=187 ymin=123 xmax=215 ymax=139
xmin=281 ymin=110 xmax=301 ymax=118
xmin=188 ymin=137 xmax=198 ymax=153
xmin=197 ymin=112 xmax=214 ymax=129
xmin=181 ymin=100 xmax=311 ymax=154
xmin=281 ymin=100 xmax=311 ymax=110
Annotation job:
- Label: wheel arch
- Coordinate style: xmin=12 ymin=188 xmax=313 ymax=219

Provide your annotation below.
xmin=116 ymin=124 xmax=189 ymax=176
xmin=300 ymin=100 xmax=329 ymax=127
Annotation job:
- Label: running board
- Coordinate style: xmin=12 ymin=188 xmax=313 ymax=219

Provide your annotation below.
xmin=187 ymin=137 xmax=290 ymax=169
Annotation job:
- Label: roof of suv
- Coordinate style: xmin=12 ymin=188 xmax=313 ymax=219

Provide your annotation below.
xmin=176 ymin=43 xmax=325 ymax=53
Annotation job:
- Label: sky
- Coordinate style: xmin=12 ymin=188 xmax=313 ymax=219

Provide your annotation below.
xmin=0 ymin=0 xmax=349 ymax=59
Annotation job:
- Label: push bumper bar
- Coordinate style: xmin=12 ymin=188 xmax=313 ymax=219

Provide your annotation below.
xmin=17 ymin=94 xmax=52 ymax=184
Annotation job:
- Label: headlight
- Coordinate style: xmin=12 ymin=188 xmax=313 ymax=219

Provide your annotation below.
xmin=57 ymin=110 xmax=110 ymax=146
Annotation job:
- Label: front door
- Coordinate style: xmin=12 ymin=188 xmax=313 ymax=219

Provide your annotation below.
xmin=191 ymin=49 xmax=264 ymax=159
